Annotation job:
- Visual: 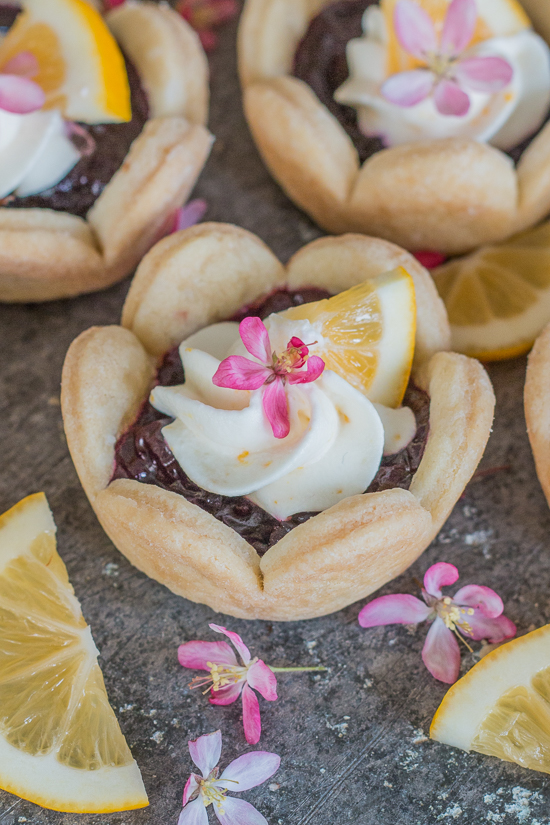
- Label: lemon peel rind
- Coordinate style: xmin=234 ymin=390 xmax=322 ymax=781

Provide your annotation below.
xmin=0 ymin=737 xmax=148 ymax=813
xmin=430 ymin=625 xmax=550 ymax=753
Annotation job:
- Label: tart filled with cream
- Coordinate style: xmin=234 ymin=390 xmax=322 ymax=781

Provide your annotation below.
xmin=297 ymin=0 xmax=550 ymax=156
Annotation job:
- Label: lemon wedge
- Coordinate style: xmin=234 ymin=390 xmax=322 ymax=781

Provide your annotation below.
xmin=382 ymin=0 xmax=530 ymax=74
xmin=0 ymin=0 xmax=131 ymax=123
xmin=432 ymin=220 xmax=550 ymax=361
xmin=431 ymin=625 xmax=550 ymax=774
xmin=0 ymin=493 xmax=148 ymax=813
xmin=281 ymin=267 xmax=416 ymax=408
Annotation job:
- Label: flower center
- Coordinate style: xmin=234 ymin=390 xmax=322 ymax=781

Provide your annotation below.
xmin=189 ymin=660 xmax=255 ymax=694
xmin=437 ymin=596 xmax=475 ymax=635
xmin=200 ymin=778 xmax=228 ymax=810
xmin=425 ymin=50 xmax=456 ymax=79
xmin=269 ymin=339 xmax=316 ymax=380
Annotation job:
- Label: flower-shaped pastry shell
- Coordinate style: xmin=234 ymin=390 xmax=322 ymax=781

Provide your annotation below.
xmin=238 ymin=0 xmax=550 ymax=256
xmin=525 ymin=322 xmax=550 ymax=506
xmin=61 ymin=224 xmax=495 ymax=621
xmin=0 ymin=1 xmax=213 ymax=302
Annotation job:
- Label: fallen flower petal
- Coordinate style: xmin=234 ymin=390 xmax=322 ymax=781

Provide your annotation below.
xmin=358 ymin=561 xmax=515 ymax=684
xmin=179 ymin=624 xmax=324 ymax=743
xmin=178 ymin=731 xmax=279 ymax=825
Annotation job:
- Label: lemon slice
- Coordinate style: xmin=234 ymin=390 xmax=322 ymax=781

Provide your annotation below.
xmin=431 ymin=625 xmax=550 ymax=774
xmin=0 ymin=493 xmax=148 ymax=813
xmin=0 ymin=0 xmax=131 ymax=123
xmin=432 ymin=220 xmax=550 ymax=361
xmin=382 ymin=0 xmax=531 ymax=74
xmin=282 ymin=267 xmax=416 ymax=408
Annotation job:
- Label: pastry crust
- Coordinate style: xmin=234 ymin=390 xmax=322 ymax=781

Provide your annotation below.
xmin=238 ymin=0 xmax=550 ymax=255
xmin=0 ymin=1 xmax=212 ymax=303
xmin=525 ymin=322 xmax=550 ymax=505
xmin=62 ymin=224 xmax=494 ymax=621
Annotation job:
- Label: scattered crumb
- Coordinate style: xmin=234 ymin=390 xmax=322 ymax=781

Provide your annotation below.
xmin=143 ymin=709 xmax=157 ymax=717
xmin=18 ymin=818 xmax=28 ymax=823
xmin=320 ymin=768 xmax=326 ymax=774
xmin=269 ymin=783 xmax=280 ymax=791
xmin=171 ymin=718 xmax=181 ymax=728
xmin=400 ymin=749 xmax=420 ymax=772
xmin=388 ymin=638 xmax=397 ymax=646
xmin=343 ymin=715 xmax=350 ymax=720
xmin=462 ymin=504 xmax=477 ymax=518
xmin=363 ymin=678 xmax=373 ymax=688
xmin=383 ymin=781 xmax=393 ymax=788
xmin=411 ymin=728 xmax=428 ymax=744
xmin=483 ymin=785 xmax=544 ymax=824
xmin=150 ymin=731 xmax=165 ymax=744
xmin=305 ymin=640 xmax=317 ymax=654
xmin=326 ymin=719 xmax=348 ymax=738
xmin=437 ymin=803 xmax=462 ymax=820
xmin=119 ymin=703 xmax=135 ymax=713
xmin=102 ymin=562 xmax=119 ymax=577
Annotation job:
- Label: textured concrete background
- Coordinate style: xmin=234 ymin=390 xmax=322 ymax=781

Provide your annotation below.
xmin=2 ymin=6 xmax=550 ymax=825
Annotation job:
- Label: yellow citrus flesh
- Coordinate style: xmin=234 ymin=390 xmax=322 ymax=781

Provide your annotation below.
xmin=431 ymin=625 xmax=550 ymax=774
xmin=381 ymin=0 xmax=531 ymax=75
xmin=0 ymin=493 xmax=148 ymax=813
xmin=432 ymin=220 xmax=550 ymax=361
xmin=282 ymin=267 xmax=416 ymax=408
xmin=0 ymin=0 xmax=131 ymax=123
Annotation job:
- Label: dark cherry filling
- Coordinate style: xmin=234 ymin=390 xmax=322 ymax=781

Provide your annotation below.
xmin=112 ymin=288 xmax=430 ymax=556
xmin=292 ymin=0 xmax=550 ymax=165
xmin=0 ymin=5 xmax=149 ymax=219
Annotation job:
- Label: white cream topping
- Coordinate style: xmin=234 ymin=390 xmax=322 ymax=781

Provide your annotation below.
xmin=334 ymin=7 xmax=550 ymax=150
xmin=0 ymin=109 xmax=80 ymax=199
xmin=150 ymin=318 xmax=417 ymax=521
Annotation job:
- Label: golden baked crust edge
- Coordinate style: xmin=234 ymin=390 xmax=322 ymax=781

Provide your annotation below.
xmin=0 ymin=2 xmax=212 ymax=303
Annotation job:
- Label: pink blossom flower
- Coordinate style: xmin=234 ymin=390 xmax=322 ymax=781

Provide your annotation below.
xmin=358 ymin=562 xmax=516 ymax=684
xmin=178 ymin=730 xmax=280 ymax=825
xmin=0 ymin=52 xmax=45 ymax=115
xmin=212 ymin=317 xmax=325 ymax=439
xmin=179 ymin=624 xmax=325 ymax=744
xmin=179 ymin=624 xmax=278 ymax=745
xmin=413 ymin=250 xmax=447 ymax=269
xmin=382 ymin=0 xmax=514 ymax=117
xmin=103 ymin=0 xmax=125 ymax=9
xmin=175 ymin=0 xmax=239 ymax=52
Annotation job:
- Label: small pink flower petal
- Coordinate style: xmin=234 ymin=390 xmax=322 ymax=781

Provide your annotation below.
xmin=214 ymin=797 xmax=268 ymax=825
xmin=178 ymin=640 xmax=238 ymax=671
xmin=172 ymin=199 xmax=208 ymax=233
xmin=382 ymin=69 xmax=434 ymax=107
xmin=247 ymin=660 xmax=278 ymax=701
xmin=394 ymin=0 xmax=437 ymax=59
xmin=422 ymin=618 xmax=461 ymax=683
xmin=453 ymin=585 xmax=503 ymax=618
xmin=242 ymin=683 xmax=262 ymax=745
xmin=0 ymin=74 xmax=45 ymax=114
xmin=286 ymin=355 xmax=325 ymax=385
xmin=210 ymin=624 xmax=252 ymax=664
xmin=262 ymin=377 xmax=290 ymax=439
xmin=433 ymin=78 xmax=471 ymax=116
xmin=219 ymin=751 xmax=280 ymax=791
xmin=179 ymin=796 xmax=209 ymax=825
xmin=454 ymin=56 xmax=513 ymax=93
xmin=212 ymin=356 xmax=270 ymax=391
xmin=413 ymin=250 xmax=447 ymax=269
xmin=209 ymin=682 xmax=243 ymax=706
xmin=104 ymin=0 xmax=126 ymax=8
xmin=423 ymin=562 xmax=459 ymax=598
xmin=239 ymin=316 xmax=272 ymax=363
xmin=2 ymin=51 xmax=39 ymax=78
xmin=440 ymin=0 xmax=477 ymax=56
xmin=461 ymin=609 xmax=516 ymax=643
xmin=182 ymin=773 xmax=200 ymax=806
xmin=358 ymin=594 xmax=431 ymax=627
xmin=189 ymin=730 xmax=222 ymax=778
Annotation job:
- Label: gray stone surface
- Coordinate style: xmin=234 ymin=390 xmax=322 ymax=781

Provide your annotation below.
xmin=2 ymin=7 xmax=550 ymax=825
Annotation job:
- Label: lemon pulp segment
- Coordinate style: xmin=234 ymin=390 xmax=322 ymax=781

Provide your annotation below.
xmin=282 ymin=267 xmax=416 ymax=408
xmin=0 ymin=493 xmax=147 ymax=813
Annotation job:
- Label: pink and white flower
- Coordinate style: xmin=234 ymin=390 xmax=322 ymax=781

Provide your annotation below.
xmin=382 ymin=0 xmax=514 ymax=116
xmin=358 ymin=562 xmax=516 ymax=683
xmin=212 ymin=316 xmax=325 ymax=439
xmin=0 ymin=52 xmax=45 ymax=115
xmin=179 ymin=624 xmax=278 ymax=745
xmin=178 ymin=730 xmax=280 ymax=825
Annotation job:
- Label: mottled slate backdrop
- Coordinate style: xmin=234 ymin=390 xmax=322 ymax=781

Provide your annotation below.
xmin=1 ymin=7 xmax=550 ymax=825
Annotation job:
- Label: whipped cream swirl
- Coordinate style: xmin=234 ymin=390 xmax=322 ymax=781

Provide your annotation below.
xmin=335 ymin=3 xmax=550 ymax=150
xmin=150 ymin=316 xmax=416 ymax=521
